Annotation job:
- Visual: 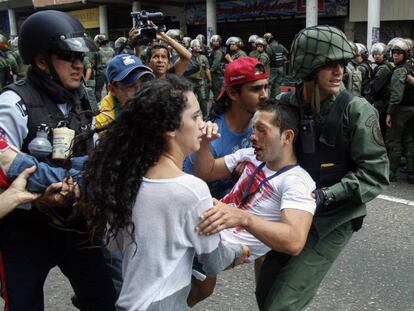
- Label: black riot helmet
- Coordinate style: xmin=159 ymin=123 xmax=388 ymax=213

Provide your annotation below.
xmin=19 ymin=10 xmax=97 ymax=65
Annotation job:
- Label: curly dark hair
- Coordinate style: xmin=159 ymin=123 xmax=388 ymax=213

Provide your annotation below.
xmin=81 ymin=74 xmax=193 ymax=240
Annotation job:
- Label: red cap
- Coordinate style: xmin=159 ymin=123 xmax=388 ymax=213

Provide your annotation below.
xmin=216 ymin=57 xmax=269 ymax=102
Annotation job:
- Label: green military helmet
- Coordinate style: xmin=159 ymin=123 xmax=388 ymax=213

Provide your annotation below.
xmin=182 ymin=36 xmax=191 ymax=49
xmin=290 ymin=25 xmax=354 ymax=79
xmin=226 ymin=36 xmax=243 ymax=48
xmin=0 ymin=33 xmax=9 ymax=49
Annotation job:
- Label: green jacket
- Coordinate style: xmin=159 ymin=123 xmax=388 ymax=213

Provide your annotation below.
xmin=209 ymin=48 xmax=225 ymax=76
xmin=231 ymin=49 xmax=247 ymax=60
xmin=288 ymin=92 xmax=389 ymax=238
xmin=387 ymin=64 xmax=408 ymax=115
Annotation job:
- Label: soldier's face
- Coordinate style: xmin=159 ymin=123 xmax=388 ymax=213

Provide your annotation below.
xmin=51 ymin=53 xmax=83 ymax=90
xmin=317 ymin=60 xmax=344 ymax=99
xmin=392 ymin=50 xmax=404 ymax=64
xmin=373 ymin=53 xmax=384 ymax=63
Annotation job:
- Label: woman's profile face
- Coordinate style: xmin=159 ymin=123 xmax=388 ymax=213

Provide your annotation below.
xmin=175 ymin=91 xmax=205 ymax=156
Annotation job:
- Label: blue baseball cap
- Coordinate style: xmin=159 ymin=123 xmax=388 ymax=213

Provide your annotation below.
xmin=106 ymin=54 xmax=154 ymax=84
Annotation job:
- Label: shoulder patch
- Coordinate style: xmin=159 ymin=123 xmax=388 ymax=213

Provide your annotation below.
xmin=15 ymin=100 xmax=28 ymax=117
xmin=365 ymin=114 xmax=384 ymax=146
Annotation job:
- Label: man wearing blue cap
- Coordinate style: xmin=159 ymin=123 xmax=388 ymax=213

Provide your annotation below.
xmin=95 ymin=54 xmax=154 ymax=131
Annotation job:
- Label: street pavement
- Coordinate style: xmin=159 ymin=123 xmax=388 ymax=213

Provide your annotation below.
xmin=1 ymin=179 xmax=413 ymax=311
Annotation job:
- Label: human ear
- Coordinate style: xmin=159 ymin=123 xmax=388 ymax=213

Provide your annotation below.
xmin=34 ymin=55 xmax=48 ymax=71
xmin=282 ymin=129 xmax=295 ymax=145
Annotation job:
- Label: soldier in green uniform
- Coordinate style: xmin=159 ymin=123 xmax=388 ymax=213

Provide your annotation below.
xmin=248 ymin=34 xmax=260 ymax=58
xmin=253 ymin=25 xmax=389 ymax=310
xmin=94 ymin=34 xmax=115 ymax=101
xmin=0 ymin=34 xmax=17 ymax=91
xmin=263 ymin=32 xmax=288 ymax=98
xmin=255 ymin=37 xmax=270 ymax=74
xmin=83 ymin=52 xmax=96 ymax=88
xmin=385 ymin=37 xmax=414 ymax=182
xmin=367 ymin=42 xmax=393 ymax=138
xmin=187 ymin=39 xmax=211 ymax=118
xmin=8 ymin=37 xmax=27 ymax=80
xmin=208 ymin=35 xmax=225 ymax=101
xmin=224 ymin=36 xmax=247 ymax=63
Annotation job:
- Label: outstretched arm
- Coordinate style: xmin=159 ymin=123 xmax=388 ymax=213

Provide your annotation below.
xmin=193 ymin=121 xmax=231 ymax=182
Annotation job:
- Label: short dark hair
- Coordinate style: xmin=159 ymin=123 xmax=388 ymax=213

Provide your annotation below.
xmin=258 ymin=99 xmax=299 ymax=142
xmin=147 ymin=44 xmax=170 ymax=61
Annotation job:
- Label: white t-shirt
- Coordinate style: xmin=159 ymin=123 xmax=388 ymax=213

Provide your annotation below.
xmin=220 ymin=147 xmax=316 ymax=260
xmin=117 ymin=174 xmax=240 ymax=311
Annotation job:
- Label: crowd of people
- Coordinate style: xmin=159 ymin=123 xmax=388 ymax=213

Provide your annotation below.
xmin=0 ymin=9 xmax=392 ymax=311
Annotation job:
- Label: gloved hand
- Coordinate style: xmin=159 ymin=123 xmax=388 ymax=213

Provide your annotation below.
xmin=312 ymin=187 xmax=335 ymax=208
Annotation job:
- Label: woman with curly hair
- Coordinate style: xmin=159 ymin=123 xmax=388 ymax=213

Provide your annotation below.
xmin=81 ymin=75 xmax=247 ymax=311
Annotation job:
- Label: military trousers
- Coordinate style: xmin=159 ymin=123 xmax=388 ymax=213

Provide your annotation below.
xmin=191 ymin=79 xmax=208 ymax=118
xmin=386 ymin=106 xmax=414 ymax=174
xmin=269 ymin=67 xmax=285 ymax=99
xmin=256 ymin=221 xmax=354 ymax=311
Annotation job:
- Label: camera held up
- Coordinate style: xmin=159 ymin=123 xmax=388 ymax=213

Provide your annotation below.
xmin=130 ymin=10 xmax=165 ymax=45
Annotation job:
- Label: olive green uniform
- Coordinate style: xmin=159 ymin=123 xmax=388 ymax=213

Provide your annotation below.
xmin=0 ymin=50 xmax=17 ymax=91
xmin=9 ymin=49 xmax=27 ymax=80
xmin=256 ymin=92 xmax=389 ymax=311
xmin=95 ymin=45 xmax=115 ymax=101
xmin=83 ymin=53 xmax=96 ymax=88
xmin=230 ymin=49 xmax=247 ymax=61
xmin=257 ymin=52 xmax=270 ymax=74
xmin=368 ymin=62 xmax=392 ymax=138
xmin=188 ymin=54 xmax=210 ymax=117
xmin=249 ymin=50 xmax=260 ymax=58
xmin=209 ymin=48 xmax=225 ymax=101
xmin=386 ymin=63 xmax=414 ymax=181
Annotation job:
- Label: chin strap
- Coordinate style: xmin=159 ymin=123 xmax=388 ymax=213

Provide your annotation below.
xmin=311 ymin=81 xmax=321 ymax=116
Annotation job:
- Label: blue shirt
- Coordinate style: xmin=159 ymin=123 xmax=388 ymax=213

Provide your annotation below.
xmin=183 ymin=113 xmax=252 ymax=199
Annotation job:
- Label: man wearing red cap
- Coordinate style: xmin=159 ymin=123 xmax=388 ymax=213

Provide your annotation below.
xmin=184 ymin=57 xmax=269 ymax=199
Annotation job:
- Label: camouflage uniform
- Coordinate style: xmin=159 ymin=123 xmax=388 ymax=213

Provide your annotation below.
xmin=95 ymin=45 xmax=115 ymax=101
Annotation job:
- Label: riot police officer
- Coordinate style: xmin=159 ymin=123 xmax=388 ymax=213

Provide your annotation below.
xmin=187 ymin=38 xmax=211 ymax=117
xmin=368 ymin=42 xmax=393 ymax=138
xmin=256 ymin=25 xmax=389 ymax=311
xmin=208 ymin=34 xmax=225 ymax=100
xmin=248 ymin=34 xmax=259 ymax=58
xmin=355 ymin=42 xmax=373 ymax=97
xmin=385 ymin=37 xmax=414 ymax=182
xmin=263 ymin=32 xmax=288 ymax=98
xmin=224 ymin=36 xmax=247 ymax=63
xmin=0 ymin=10 xmax=116 ymax=310
xmin=94 ymin=34 xmax=115 ymax=101
xmin=0 ymin=34 xmax=17 ymax=91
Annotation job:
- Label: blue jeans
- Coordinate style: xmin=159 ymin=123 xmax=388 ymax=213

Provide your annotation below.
xmin=7 ymin=154 xmax=85 ymax=193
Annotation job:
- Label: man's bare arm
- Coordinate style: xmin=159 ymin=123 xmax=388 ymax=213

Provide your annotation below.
xmin=197 ymin=202 xmax=313 ymax=256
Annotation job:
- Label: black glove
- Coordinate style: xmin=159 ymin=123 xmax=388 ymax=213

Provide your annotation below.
xmin=312 ymin=187 xmax=335 ymax=208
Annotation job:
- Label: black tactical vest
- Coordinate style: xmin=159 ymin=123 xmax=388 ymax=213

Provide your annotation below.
xmin=268 ymin=40 xmax=285 ymax=68
xmin=280 ymin=91 xmax=356 ymax=208
xmin=5 ymin=79 xmax=96 ymax=161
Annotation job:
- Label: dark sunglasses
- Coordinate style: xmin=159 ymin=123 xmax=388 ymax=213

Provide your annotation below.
xmin=54 ymin=50 xmax=85 ymax=63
